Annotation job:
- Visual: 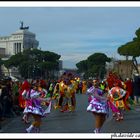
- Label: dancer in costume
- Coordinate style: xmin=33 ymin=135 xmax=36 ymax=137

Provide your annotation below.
xmin=53 ymin=72 xmax=68 ymax=112
xmin=52 ymin=82 xmax=60 ymax=109
xmin=82 ymin=81 xmax=87 ymax=94
xmin=19 ymin=80 xmax=31 ymax=124
xmin=108 ymin=82 xmax=126 ymax=121
xmin=60 ymin=72 xmax=77 ymax=112
xmin=59 ymin=78 xmax=71 ymax=112
xmin=106 ymin=71 xmax=127 ymax=120
xmin=66 ymin=72 xmax=77 ymax=112
xmin=124 ymin=78 xmax=135 ymax=110
xmin=22 ymin=83 xmax=51 ymax=133
xmin=69 ymin=79 xmax=77 ymax=111
xmin=57 ymin=73 xmax=67 ymax=111
xmin=53 ymin=72 xmax=77 ymax=112
xmin=86 ymin=80 xmax=109 ymax=133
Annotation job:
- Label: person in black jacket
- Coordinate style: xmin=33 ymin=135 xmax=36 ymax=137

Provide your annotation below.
xmin=1 ymin=79 xmax=14 ymax=118
xmin=133 ymin=74 xmax=140 ymax=104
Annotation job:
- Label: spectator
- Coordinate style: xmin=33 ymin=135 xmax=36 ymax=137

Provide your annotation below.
xmin=133 ymin=74 xmax=140 ymax=104
xmin=1 ymin=80 xmax=14 ymax=118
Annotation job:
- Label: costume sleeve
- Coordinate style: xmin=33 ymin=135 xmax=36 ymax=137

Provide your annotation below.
xmin=22 ymin=90 xmax=27 ymax=99
xmin=86 ymin=86 xmax=95 ymax=95
xmin=30 ymin=91 xmax=40 ymax=99
xmin=120 ymin=88 xmax=126 ymax=98
xmin=93 ymin=89 xmax=107 ymax=101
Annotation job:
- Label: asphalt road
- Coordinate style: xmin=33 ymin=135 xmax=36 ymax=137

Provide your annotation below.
xmin=1 ymin=93 xmax=140 ymax=135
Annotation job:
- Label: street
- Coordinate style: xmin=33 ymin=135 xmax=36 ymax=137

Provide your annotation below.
xmin=1 ymin=93 xmax=140 ymax=134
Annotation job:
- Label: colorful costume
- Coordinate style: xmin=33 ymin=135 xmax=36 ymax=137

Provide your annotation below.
xmin=86 ymin=85 xmax=109 ymax=133
xmin=59 ymin=81 xmax=71 ymax=112
xmin=54 ymin=80 xmax=76 ymax=112
xmin=18 ymin=80 xmax=30 ymax=109
xmin=124 ymin=79 xmax=134 ymax=110
xmin=22 ymin=87 xmax=51 ymax=133
xmin=108 ymin=86 xmax=126 ymax=121
xmin=86 ymin=86 xmax=109 ymax=114
xmin=22 ymin=88 xmax=51 ymax=117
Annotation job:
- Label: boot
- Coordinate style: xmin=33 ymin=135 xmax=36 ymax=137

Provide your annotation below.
xmin=87 ymin=104 xmax=92 ymax=112
xmin=116 ymin=112 xmax=121 ymax=121
xmin=26 ymin=125 xmax=34 ymax=133
xmin=93 ymin=128 xmax=101 ymax=133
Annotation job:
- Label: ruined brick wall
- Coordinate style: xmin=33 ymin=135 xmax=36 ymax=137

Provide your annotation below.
xmin=113 ymin=60 xmax=133 ymax=80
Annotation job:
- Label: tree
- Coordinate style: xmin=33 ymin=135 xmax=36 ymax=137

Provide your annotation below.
xmin=118 ymin=27 xmax=140 ymax=74
xmin=3 ymin=48 xmax=61 ymax=79
xmin=76 ymin=52 xmax=111 ymax=79
xmin=76 ymin=60 xmax=88 ymax=73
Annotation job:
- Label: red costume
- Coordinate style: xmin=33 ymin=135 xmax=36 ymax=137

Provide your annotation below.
xmin=18 ymin=80 xmax=31 ymax=109
xmin=124 ymin=79 xmax=133 ymax=110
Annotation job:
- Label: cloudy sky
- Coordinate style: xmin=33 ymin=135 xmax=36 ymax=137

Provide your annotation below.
xmin=1 ymin=2 xmax=140 ymax=69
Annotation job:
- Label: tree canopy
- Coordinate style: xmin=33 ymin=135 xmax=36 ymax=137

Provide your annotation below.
xmin=118 ymin=27 xmax=140 ymax=73
xmin=3 ymin=48 xmax=61 ymax=79
xmin=76 ymin=52 xmax=111 ymax=79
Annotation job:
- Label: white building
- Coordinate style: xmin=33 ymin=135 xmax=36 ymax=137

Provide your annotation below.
xmin=0 ymin=23 xmax=39 ymax=58
xmin=0 ymin=23 xmax=39 ymax=78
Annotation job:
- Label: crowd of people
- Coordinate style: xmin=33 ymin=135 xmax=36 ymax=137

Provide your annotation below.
xmin=0 ymin=72 xmax=87 ymax=132
xmin=0 ymin=71 xmax=139 ymax=133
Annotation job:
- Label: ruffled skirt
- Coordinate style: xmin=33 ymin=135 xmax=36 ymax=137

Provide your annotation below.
xmin=23 ymin=101 xmax=52 ymax=117
xmin=87 ymin=98 xmax=109 ymax=114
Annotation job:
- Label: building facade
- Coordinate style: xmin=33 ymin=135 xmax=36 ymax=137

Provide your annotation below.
xmin=0 ymin=24 xmax=39 ymax=58
xmin=0 ymin=23 xmax=39 ymax=78
xmin=113 ymin=60 xmax=134 ymax=80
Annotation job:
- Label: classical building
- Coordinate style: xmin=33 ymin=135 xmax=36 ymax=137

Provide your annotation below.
xmin=0 ymin=22 xmax=39 ymax=58
xmin=0 ymin=22 xmax=39 ymax=78
xmin=0 ymin=22 xmax=63 ymax=80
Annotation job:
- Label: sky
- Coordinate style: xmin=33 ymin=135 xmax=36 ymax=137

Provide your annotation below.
xmin=1 ymin=2 xmax=140 ymax=69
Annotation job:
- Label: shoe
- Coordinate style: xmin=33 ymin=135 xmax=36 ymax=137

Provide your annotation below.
xmin=25 ymin=128 xmax=30 ymax=133
xmin=93 ymin=128 xmax=100 ymax=133
xmin=112 ymin=113 xmax=116 ymax=117
xmin=116 ymin=118 xmax=121 ymax=121
xmin=87 ymin=104 xmax=92 ymax=111
xmin=54 ymin=105 xmax=57 ymax=109
xmin=120 ymin=116 xmax=124 ymax=120
xmin=60 ymin=109 xmax=64 ymax=112
xmin=25 ymin=125 xmax=34 ymax=133
xmin=60 ymin=107 xmax=68 ymax=112
xmin=26 ymin=127 xmax=34 ymax=133
xmin=63 ymin=110 xmax=70 ymax=112
xmin=60 ymin=110 xmax=68 ymax=112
